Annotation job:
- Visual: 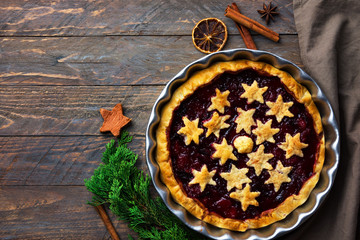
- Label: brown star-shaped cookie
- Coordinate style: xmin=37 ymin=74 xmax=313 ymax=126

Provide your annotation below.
xmin=235 ymin=108 xmax=256 ymax=134
xmin=265 ymin=161 xmax=292 ymax=192
xmin=246 ymin=144 xmax=274 ymax=176
xmin=212 ymin=138 xmax=237 ymax=165
xmin=189 ymin=165 xmax=216 ymax=192
xmin=220 ymin=164 xmax=251 ymax=191
xmin=266 ymin=95 xmax=294 ymax=122
xmin=253 ymin=119 xmax=279 ymax=145
xmin=230 ymin=184 xmax=260 ymax=211
xmin=278 ymin=133 xmax=308 ymax=159
xmin=240 ymin=81 xmax=268 ymax=104
xmin=208 ymin=88 xmax=231 ymax=114
xmin=203 ymin=111 xmax=230 ymax=138
xmin=100 ymin=103 xmax=131 ymax=137
xmin=177 ymin=116 xmax=204 ymax=145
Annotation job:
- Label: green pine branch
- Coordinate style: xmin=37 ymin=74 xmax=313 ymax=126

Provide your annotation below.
xmin=84 ymin=131 xmax=208 ymax=240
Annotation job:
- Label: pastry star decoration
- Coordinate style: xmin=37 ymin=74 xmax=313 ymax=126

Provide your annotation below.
xmin=177 ymin=116 xmax=204 ymax=145
xmin=253 ymin=119 xmax=279 ymax=145
xmin=278 ymin=133 xmax=308 ymax=159
xmin=240 ymin=81 xmax=268 ymax=104
xmin=235 ymin=108 xmax=256 ymax=134
xmin=100 ymin=103 xmax=131 ymax=137
xmin=189 ymin=165 xmax=216 ymax=192
xmin=203 ymin=111 xmax=230 ymax=138
xmin=265 ymin=161 xmax=292 ymax=192
xmin=220 ymin=164 xmax=251 ymax=191
xmin=246 ymin=144 xmax=274 ymax=176
xmin=266 ymin=95 xmax=294 ymax=122
xmin=212 ymin=138 xmax=237 ymax=165
xmin=230 ymin=184 xmax=260 ymax=211
xmin=208 ymin=88 xmax=231 ymax=114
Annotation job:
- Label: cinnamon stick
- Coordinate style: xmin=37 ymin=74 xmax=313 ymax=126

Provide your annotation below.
xmin=227 ymin=6 xmax=280 ymax=38
xmin=230 ymin=3 xmax=257 ymax=50
xmin=225 ymin=6 xmax=280 ymax=42
xmin=94 ymin=205 xmax=120 ymax=240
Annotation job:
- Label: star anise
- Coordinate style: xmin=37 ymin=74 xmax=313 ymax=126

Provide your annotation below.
xmin=257 ymin=2 xmax=279 ymax=24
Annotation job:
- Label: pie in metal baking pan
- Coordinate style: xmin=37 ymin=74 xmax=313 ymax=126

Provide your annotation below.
xmin=146 ymin=49 xmax=339 ymax=239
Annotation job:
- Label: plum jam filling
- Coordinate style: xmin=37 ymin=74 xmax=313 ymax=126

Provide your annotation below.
xmin=168 ymin=68 xmax=321 ymax=220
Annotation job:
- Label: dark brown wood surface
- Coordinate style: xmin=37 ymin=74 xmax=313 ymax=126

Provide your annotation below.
xmin=0 ymin=0 xmax=299 ymax=239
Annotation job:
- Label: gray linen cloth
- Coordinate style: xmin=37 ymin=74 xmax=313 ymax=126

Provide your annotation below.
xmin=280 ymin=0 xmax=360 ymax=239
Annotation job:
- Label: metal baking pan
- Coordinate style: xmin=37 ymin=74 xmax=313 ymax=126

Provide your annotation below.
xmin=146 ymin=49 xmax=339 ymax=239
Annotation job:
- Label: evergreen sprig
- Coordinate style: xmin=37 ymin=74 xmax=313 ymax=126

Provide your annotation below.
xmin=85 ymin=131 xmax=207 ymax=240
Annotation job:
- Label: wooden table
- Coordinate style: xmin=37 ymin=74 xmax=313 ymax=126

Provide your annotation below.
xmin=0 ymin=1 xmax=300 ymax=239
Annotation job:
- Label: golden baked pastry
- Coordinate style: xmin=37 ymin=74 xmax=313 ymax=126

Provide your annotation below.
xmin=156 ymin=60 xmax=325 ymax=231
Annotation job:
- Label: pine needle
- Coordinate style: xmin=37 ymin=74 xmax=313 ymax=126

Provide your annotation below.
xmin=85 ymin=131 xmax=208 ymax=239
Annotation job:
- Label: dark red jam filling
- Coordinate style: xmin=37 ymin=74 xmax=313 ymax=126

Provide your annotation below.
xmin=168 ymin=68 xmax=321 ymax=220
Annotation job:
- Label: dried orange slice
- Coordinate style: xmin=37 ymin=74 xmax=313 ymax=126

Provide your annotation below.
xmin=192 ymin=18 xmax=228 ymax=54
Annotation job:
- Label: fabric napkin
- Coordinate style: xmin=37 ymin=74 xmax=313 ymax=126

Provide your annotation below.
xmin=281 ymin=0 xmax=360 ymax=239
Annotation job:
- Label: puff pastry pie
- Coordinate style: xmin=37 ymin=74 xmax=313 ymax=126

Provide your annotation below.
xmin=156 ymin=60 xmax=324 ymax=231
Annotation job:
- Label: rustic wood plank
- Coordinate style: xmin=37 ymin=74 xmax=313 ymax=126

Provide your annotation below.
xmin=0 ymin=1 xmax=301 ymax=239
xmin=0 ymin=136 xmax=145 ymax=186
xmin=0 ymin=186 xmax=133 ymax=239
xmin=0 ymin=35 xmax=302 ymax=85
xmin=0 ymin=0 xmax=295 ymax=37
xmin=0 ymin=86 xmax=159 ymax=136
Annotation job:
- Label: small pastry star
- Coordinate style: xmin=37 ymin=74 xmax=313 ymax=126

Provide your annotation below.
xmin=246 ymin=144 xmax=274 ymax=176
xmin=253 ymin=119 xmax=279 ymax=145
xmin=265 ymin=161 xmax=292 ymax=192
xmin=208 ymin=88 xmax=231 ymax=114
xmin=230 ymin=184 xmax=260 ymax=211
xmin=220 ymin=164 xmax=251 ymax=191
xmin=240 ymin=81 xmax=268 ymax=104
xmin=235 ymin=108 xmax=256 ymax=134
xmin=203 ymin=111 xmax=230 ymax=138
xmin=189 ymin=165 xmax=216 ymax=192
xmin=266 ymin=95 xmax=294 ymax=122
xmin=177 ymin=116 xmax=204 ymax=145
xmin=100 ymin=103 xmax=131 ymax=137
xmin=212 ymin=138 xmax=237 ymax=165
xmin=278 ymin=133 xmax=308 ymax=159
